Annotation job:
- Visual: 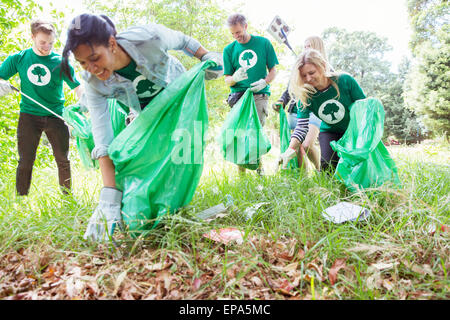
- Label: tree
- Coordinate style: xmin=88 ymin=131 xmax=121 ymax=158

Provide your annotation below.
xmin=242 ymin=51 xmax=254 ymax=66
xmin=323 ymin=103 xmax=340 ymax=122
xmin=382 ymin=58 xmax=425 ymax=143
xmin=322 ymin=27 xmax=392 ymax=98
xmin=32 ymin=66 xmax=47 ymax=83
xmin=322 ymin=27 xmax=425 ymax=143
xmin=404 ymin=0 xmax=449 ymax=136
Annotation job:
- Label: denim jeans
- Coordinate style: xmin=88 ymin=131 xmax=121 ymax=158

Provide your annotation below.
xmin=318 ymin=131 xmax=344 ymax=172
xmin=16 ymin=112 xmax=70 ymax=195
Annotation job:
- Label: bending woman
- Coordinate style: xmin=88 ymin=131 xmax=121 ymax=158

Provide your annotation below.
xmin=61 ymin=13 xmax=223 ymax=241
xmin=273 ymin=36 xmax=330 ymax=170
xmin=279 ymin=49 xmax=366 ymax=171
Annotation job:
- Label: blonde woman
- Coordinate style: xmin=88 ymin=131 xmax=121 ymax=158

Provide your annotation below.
xmin=273 ymin=36 xmax=330 ymax=170
xmin=279 ymin=49 xmax=366 ymax=171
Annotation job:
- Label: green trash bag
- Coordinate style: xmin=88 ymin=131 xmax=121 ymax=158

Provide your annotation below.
xmin=62 ymin=100 xmax=129 ymax=170
xmin=330 ymin=98 xmax=401 ymax=192
xmin=108 ymin=61 xmax=212 ymax=237
xmin=63 ymin=104 xmax=98 ymax=169
xmin=109 ymin=99 xmax=128 ymax=136
xmin=217 ymin=89 xmax=271 ymax=170
xmin=279 ymin=107 xmax=298 ymax=170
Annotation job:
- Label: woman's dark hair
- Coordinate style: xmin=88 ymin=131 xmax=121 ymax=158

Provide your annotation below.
xmin=61 ymin=14 xmax=117 ymax=81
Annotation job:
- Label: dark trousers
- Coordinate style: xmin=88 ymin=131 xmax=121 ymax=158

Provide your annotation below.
xmin=319 ymin=131 xmax=344 ymax=172
xmin=16 ymin=112 xmax=71 ymax=195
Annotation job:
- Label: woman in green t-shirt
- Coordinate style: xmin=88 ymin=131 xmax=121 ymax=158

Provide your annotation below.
xmin=279 ymin=49 xmax=366 ymax=171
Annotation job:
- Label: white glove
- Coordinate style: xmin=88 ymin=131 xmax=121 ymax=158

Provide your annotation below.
xmin=232 ymin=67 xmax=248 ymax=83
xmin=278 ymin=147 xmax=297 ymax=169
xmin=0 ymin=80 xmax=13 ymax=97
xmin=250 ymin=79 xmax=268 ymax=92
xmin=84 ymin=187 xmax=124 ymax=242
xmin=201 ymin=52 xmax=224 ymax=80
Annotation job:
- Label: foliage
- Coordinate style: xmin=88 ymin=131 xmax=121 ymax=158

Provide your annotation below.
xmin=322 ymin=27 xmax=424 ymax=143
xmin=322 ymin=27 xmax=392 ymax=97
xmin=404 ymin=0 xmax=450 ymax=136
xmin=382 ymin=58 xmax=426 ymax=143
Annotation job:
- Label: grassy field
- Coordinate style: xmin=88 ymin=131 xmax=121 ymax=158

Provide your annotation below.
xmin=0 ymin=134 xmax=448 ymax=300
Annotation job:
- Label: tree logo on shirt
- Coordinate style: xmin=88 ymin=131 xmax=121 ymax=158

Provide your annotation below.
xmin=239 ymin=50 xmax=258 ymax=69
xmin=318 ymin=99 xmax=346 ymax=124
xmin=133 ymin=75 xmax=163 ymax=98
xmin=27 ymin=64 xmax=51 ymax=86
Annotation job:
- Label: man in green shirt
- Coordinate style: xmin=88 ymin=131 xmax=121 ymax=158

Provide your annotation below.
xmin=0 ymin=20 xmax=82 ymax=195
xmin=223 ymin=13 xmax=279 ymax=174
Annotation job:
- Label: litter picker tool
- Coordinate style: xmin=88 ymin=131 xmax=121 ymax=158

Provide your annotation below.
xmin=267 ymin=15 xmax=297 ymax=57
xmin=9 ymin=84 xmax=72 ymax=127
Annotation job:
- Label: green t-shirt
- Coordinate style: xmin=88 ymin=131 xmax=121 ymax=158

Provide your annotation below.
xmin=0 ymin=48 xmax=80 ymax=117
xmin=297 ymin=73 xmax=366 ymax=133
xmin=223 ymin=35 xmax=279 ymax=95
xmin=115 ymin=59 xmax=164 ymax=109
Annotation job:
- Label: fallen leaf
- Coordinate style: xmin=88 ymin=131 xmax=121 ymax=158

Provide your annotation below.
xmin=328 ymin=258 xmax=346 ymax=285
xmin=369 ymin=261 xmax=399 ymax=272
xmin=382 ymin=279 xmax=395 ymax=291
xmin=113 ymin=271 xmax=127 ymax=296
xmin=192 ymin=278 xmax=202 ymax=291
xmin=250 ymin=276 xmax=263 ymax=287
xmin=366 ymin=272 xmax=382 ymax=290
xmin=306 ymin=262 xmax=324 ymax=281
xmin=411 ymin=264 xmax=434 ymax=276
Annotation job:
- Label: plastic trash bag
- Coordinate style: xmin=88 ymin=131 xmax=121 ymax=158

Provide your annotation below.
xmin=108 ymin=61 xmax=213 ymax=237
xmin=63 ymin=104 xmax=98 ymax=169
xmin=217 ymin=89 xmax=271 ymax=170
xmin=330 ymin=98 xmax=401 ymax=192
xmin=63 ymin=101 xmax=129 ymax=170
xmin=279 ymin=107 xmax=298 ymax=170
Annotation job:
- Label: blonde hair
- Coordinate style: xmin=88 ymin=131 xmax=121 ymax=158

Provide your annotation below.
xmin=288 ymin=49 xmax=339 ymax=108
xmin=304 ymin=35 xmax=327 ymax=61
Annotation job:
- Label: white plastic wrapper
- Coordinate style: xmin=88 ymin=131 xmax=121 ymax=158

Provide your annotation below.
xmin=322 ymin=202 xmax=370 ymax=224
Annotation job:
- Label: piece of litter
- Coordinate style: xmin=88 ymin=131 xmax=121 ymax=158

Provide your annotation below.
xmin=322 ymin=202 xmax=370 ymax=224
xmin=243 ymin=202 xmax=270 ymax=220
xmin=202 ymin=228 xmax=244 ymax=245
xmin=224 ymin=194 xmax=234 ymax=206
xmin=196 ymin=203 xmax=227 ymax=221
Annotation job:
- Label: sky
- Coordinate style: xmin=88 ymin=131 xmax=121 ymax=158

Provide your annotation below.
xmin=38 ymin=0 xmax=413 ymax=71
xmin=231 ymin=0 xmax=413 ymax=71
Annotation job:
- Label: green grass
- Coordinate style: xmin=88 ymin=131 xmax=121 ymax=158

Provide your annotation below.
xmin=0 ymin=138 xmax=448 ymax=300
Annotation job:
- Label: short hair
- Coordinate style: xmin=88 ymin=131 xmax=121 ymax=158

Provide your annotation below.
xmin=31 ymin=19 xmax=56 ymax=35
xmin=227 ymin=13 xmax=247 ymax=27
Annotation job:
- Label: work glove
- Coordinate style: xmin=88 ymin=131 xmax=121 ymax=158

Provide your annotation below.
xmin=201 ymin=52 xmax=224 ymax=80
xmin=0 ymin=80 xmax=13 ymax=97
xmin=278 ymin=147 xmax=297 ymax=169
xmin=84 ymin=187 xmax=124 ymax=242
xmin=272 ymin=100 xmax=284 ymax=112
xmin=232 ymin=67 xmax=248 ymax=83
xmin=250 ymin=79 xmax=268 ymax=93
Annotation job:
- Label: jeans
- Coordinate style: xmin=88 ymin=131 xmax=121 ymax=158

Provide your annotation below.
xmin=318 ymin=131 xmax=344 ymax=172
xmin=16 ymin=112 xmax=70 ymax=195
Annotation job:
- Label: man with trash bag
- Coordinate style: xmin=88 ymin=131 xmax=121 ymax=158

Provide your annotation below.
xmin=0 ymin=19 xmax=83 ymax=196
xmin=223 ymin=13 xmax=279 ymax=175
